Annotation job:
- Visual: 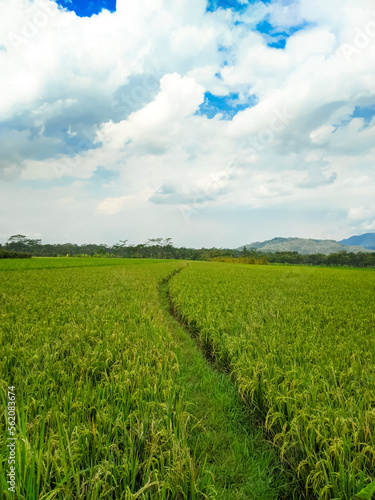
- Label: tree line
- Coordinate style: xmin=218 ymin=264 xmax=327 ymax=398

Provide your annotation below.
xmin=1 ymin=235 xmax=375 ymax=267
xmin=241 ymin=248 xmax=375 ymax=268
xmin=1 ymin=235 xmax=230 ymax=260
xmin=0 ymin=248 xmax=31 ymax=259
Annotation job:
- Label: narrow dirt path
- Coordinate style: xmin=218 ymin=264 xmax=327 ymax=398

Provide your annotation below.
xmin=158 ymin=270 xmax=298 ymax=500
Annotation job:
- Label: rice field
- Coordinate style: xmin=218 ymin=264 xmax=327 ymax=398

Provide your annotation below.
xmin=0 ymin=258 xmax=291 ymax=500
xmin=1 ymin=258 xmax=374 ymax=499
xmin=169 ymin=262 xmax=375 ymax=499
xmin=0 ymin=259 xmax=214 ymax=499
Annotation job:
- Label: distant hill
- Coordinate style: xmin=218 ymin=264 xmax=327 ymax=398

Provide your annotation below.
xmin=238 ymin=237 xmax=373 ymax=255
xmin=340 ymin=233 xmax=375 ymax=250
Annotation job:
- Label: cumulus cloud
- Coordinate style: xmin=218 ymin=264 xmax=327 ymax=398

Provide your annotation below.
xmin=348 ymin=206 xmax=374 ymax=221
xmin=297 ymin=162 xmax=337 ymax=189
xmin=1 ymin=0 xmax=375 ymax=245
xmin=347 ymin=205 xmax=375 ymax=233
xmin=97 ymin=196 xmax=134 ymax=215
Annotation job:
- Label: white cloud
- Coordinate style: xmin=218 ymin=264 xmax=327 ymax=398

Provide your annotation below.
xmin=348 ymin=206 xmax=373 ymax=221
xmin=130 ymin=73 xmax=205 ymax=129
xmin=347 ymin=205 xmax=375 ymax=233
xmin=97 ymin=196 xmax=134 ymax=215
xmin=310 ymin=125 xmax=336 ymax=145
xmin=1 ymin=0 xmax=375 ymax=245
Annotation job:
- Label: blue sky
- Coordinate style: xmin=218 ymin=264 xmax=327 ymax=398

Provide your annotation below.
xmin=56 ymin=0 xmax=116 ymax=17
xmin=1 ymin=0 xmax=375 ymax=247
xmin=256 ymin=18 xmax=310 ymax=48
xmin=206 ymin=0 xmax=251 ymax=13
xmin=196 ymin=92 xmax=258 ymax=119
xmin=352 ymin=105 xmax=375 ymax=126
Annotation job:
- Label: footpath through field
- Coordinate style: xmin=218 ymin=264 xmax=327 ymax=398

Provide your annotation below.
xmin=159 ymin=269 xmax=296 ymax=500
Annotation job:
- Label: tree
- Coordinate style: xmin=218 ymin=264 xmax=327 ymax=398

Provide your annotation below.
xmin=241 ymin=246 xmax=249 ymax=257
xmin=113 ymin=240 xmax=128 ymax=257
xmin=147 ymin=238 xmax=164 ymax=258
xmin=162 ymin=238 xmax=173 ymax=259
xmin=6 ymin=235 xmax=29 ymax=252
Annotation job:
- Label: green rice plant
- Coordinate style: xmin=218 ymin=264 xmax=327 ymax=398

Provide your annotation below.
xmin=353 ymin=479 xmax=375 ymax=499
xmin=0 ymin=260 xmax=216 ymax=499
xmin=169 ymin=262 xmax=375 ymax=499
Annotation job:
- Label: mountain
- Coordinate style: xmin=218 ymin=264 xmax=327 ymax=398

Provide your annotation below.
xmin=340 ymin=233 xmax=375 ymax=250
xmin=238 ymin=237 xmax=373 ymax=255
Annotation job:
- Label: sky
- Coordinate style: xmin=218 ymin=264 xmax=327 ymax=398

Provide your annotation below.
xmin=0 ymin=0 xmax=375 ymax=248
